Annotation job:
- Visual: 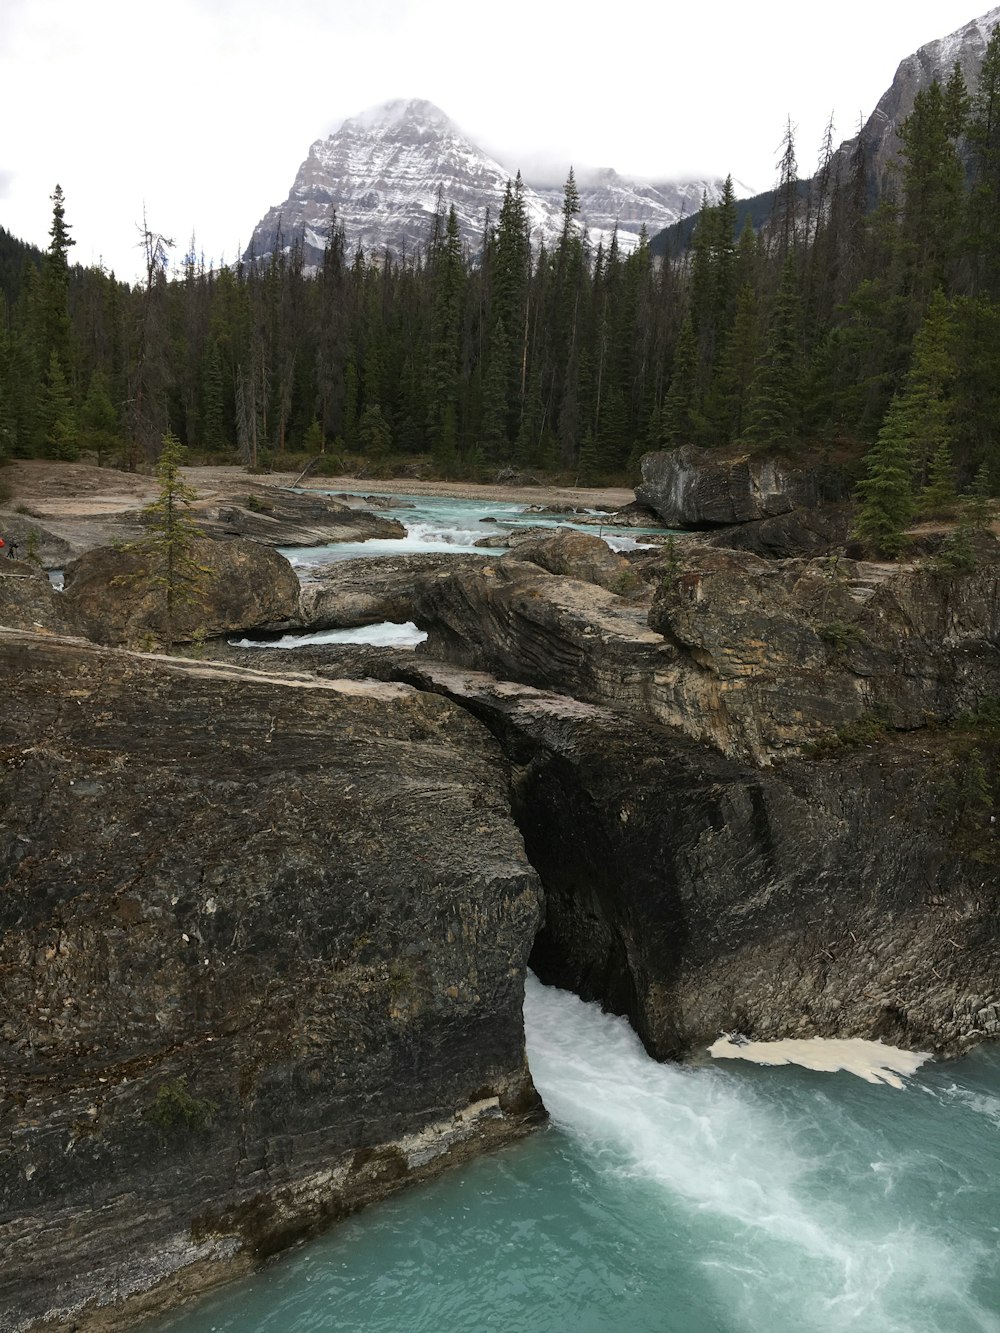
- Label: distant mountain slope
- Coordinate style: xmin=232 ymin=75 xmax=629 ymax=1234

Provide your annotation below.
xmin=245 ymin=99 xmax=741 ymax=265
xmin=650 ymin=6 xmax=1000 ymax=259
xmin=856 ymin=4 xmax=1000 ymax=189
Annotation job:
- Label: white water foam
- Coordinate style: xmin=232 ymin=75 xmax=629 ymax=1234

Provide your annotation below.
xmin=231 ymin=621 xmax=427 ymax=649
xmin=709 ymin=1035 xmax=931 ymax=1088
xmin=523 ymin=977 xmax=998 ymax=1333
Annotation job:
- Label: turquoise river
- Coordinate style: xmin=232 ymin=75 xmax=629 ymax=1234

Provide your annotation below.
xmin=152 ymin=978 xmax=1000 ymax=1333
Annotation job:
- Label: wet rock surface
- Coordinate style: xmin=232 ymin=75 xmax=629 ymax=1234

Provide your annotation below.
xmin=0 ymin=631 xmax=542 ymax=1329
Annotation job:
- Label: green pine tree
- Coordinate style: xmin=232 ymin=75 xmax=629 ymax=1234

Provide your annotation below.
xmin=132 ymin=433 xmax=208 ymax=651
xmin=42 ymin=349 xmax=77 ymax=460
xmin=853 ymin=397 xmax=917 ymax=557
xmin=358 ymin=402 xmax=391 ymax=460
xmin=744 ymin=257 xmax=802 ymax=450
xmin=921 ymin=439 xmax=958 ymax=516
xmin=79 ymin=370 xmax=119 ymax=466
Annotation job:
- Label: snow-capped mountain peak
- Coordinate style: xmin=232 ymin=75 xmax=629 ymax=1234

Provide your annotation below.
xmin=245 ymin=99 xmax=741 ymax=266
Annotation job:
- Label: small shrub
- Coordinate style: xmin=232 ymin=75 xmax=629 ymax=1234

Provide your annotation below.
xmin=659 ymin=537 xmax=683 ymax=591
xmin=611 ymin=568 xmax=642 ymax=597
xmin=817 ymin=620 xmax=870 ymax=653
xmin=245 ymin=493 xmax=273 ymax=514
xmin=930 ymin=526 xmax=978 ymax=575
xmin=835 ymin=712 xmax=890 ymax=746
xmin=147 ymin=1077 xmax=217 ymax=1138
xmin=387 ymin=964 xmax=413 ymax=997
xmin=955 ymin=696 xmax=1000 ymax=738
xmin=935 ymin=744 xmax=997 ymax=863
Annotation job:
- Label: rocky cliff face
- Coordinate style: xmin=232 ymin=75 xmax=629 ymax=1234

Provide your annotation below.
xmin=367 ymin=660 xmax=1000 ymax=1065
xmin=0 ymin=631 xmax=543 ymax=1329
xmin=852 ymin=6 xmax=1000 ymax=191
xmin=246 ymin=98 xmax=734 ymax=264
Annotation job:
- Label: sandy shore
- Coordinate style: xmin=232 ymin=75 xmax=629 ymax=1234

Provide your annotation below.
xmin=2 ymin=460 xmax=636 ymax=519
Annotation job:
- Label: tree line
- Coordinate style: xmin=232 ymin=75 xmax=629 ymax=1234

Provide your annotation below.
xmin=3 ymin=33 xmax=1000 ymax=520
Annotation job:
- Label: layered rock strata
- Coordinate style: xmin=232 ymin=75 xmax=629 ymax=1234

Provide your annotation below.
xmin=0 ymin=631 xmax=543 ymax=1330
xmin=408 ymin=532 xmax=1000 ymax=764
xmin=373 ymin=661 xmax=1000 ymax=1064
xmin=197 ymin=639 xmax=1000 ymax=1068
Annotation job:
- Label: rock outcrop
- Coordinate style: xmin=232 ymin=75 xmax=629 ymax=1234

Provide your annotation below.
xmin=0 ymin=630 xmax=543 ymax=1330
xmin=636 ymin=445 xmax=850 ymax=530
xmin=298 ymin=553 xmax=486 ymax=629
xmin=0 ymin=561 xmax=68 ymax=634
xmin=408 ymin=532 xmax=1000 ymax=764
xmin=195 ymin=488 xmax=405 ymax=547
xmin=209 ymin=641 xmax=998 ymax=1068
xmin=61 ymin=537 xmax=302 ymax=646
xmin=846 ymin=6 xmax=1000 ymax=195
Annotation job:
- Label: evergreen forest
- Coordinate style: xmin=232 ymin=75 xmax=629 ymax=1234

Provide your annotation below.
xmin=4 ymin=37 xmax=1000 ymax=520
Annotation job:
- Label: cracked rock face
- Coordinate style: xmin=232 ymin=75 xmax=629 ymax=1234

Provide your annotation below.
xmin=0 ymin=631 xmax=542 ymax=1329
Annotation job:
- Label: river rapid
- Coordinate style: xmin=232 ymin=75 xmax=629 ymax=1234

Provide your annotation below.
xmin=169 ymin=492 xmax=1000 ymax=1332
xmin=154 ymin=978 xmax=1000 ymax=1333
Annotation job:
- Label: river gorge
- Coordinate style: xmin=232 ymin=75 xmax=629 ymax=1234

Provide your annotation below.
xmin=2 ymin=459 xmax=999 ymax=1331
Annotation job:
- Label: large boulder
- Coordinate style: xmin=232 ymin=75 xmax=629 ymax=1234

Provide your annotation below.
xmin=636 ymin=445 xmax=850 ymax=529
xmin=62 ymin=537 xmax=301 ymax=646
xmin=0 ymin=630 xmax=543 ymax=1328
xmin=506 ymin=528 xmax=632 ymax=592
xmin=701 ymin=504 xmax=853 ymax=558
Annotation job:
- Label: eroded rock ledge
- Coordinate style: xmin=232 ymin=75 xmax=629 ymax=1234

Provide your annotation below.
xmin=0 ymin=631 xmax=542 ymax=1331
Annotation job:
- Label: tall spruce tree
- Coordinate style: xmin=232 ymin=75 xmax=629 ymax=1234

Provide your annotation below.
xmin=133 ymin=433 xmax=208 ymax=651
xmin=853 ymin=398 xmax=917 ymax=557
xmin=744 ymin=257 xmax=802 ymax=448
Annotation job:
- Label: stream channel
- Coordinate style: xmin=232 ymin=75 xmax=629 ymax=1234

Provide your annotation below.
xmin=154 ymin=492 xmax=1000 ymax=1332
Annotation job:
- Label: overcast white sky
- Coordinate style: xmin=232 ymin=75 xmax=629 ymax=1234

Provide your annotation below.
xmin=0 ymin=1 xmax=990 ymax=282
